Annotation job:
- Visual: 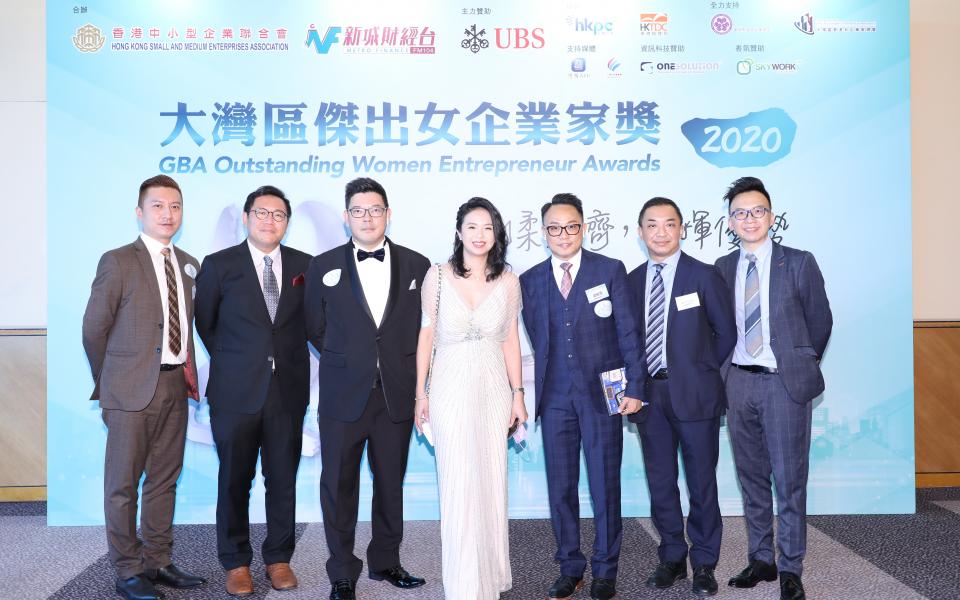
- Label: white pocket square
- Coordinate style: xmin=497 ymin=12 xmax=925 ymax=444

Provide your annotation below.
xmin=409 ymin=278 xmax=417 ymax=290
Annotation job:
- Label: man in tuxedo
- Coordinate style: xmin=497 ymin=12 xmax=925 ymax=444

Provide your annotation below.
xmin=627 ymin=197 xmax=736 ymax=597
xmin=82 ymin=174 xmax=206 ymax=600
xmin=194 ymin=186 xmax=312 ymax=596
xmin=519 ymin=193 xmax=643 ymax=600
xmin=716 ymin=177 xmax=832 ymax=600
xmin=305 ymin=177 xmax=429 ymax=600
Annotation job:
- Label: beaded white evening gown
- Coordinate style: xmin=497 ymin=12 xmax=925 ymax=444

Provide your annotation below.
xmin=421 ymin=263 xmax=520 ymax=600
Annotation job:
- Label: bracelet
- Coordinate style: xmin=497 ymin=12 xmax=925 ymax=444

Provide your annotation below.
xmin=415 ymin=396 xmax=428 ymax=402
xmin=511 ymin=386 xmax=525 ymax=394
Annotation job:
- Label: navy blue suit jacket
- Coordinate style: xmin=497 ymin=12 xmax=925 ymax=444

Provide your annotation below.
xmin=519 ymin=250 xmax=643 ymax=419
xmin=715 ymin=242 xmax=832 ymax=404
xmin=627 ymin=251 xmax=737 ymax=423
xmin=195 ymin=242 xmax=312 ymax=414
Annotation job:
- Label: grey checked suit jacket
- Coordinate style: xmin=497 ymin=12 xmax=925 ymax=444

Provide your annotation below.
xmin=715 ymin=242 xmax=833 ymax=403
xmin=82 ymin=237 xmax=200 ymax=411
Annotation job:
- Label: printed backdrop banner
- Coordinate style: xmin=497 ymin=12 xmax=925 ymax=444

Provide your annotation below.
xmin=47 ymin=0 xmax=913 ymax=525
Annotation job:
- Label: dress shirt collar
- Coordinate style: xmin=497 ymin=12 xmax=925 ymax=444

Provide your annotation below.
xmin=739 ymin=236 xmax=773 ymax=265
xmin=140 ymin=232 xmax=174 ymax=256
xmin=550 ymin=248 xmax=583 ymax=273
xmin=247 ymin=239 xmax=281 ymax=265
xmin=649 ymin=248 xmax=682 ymax=273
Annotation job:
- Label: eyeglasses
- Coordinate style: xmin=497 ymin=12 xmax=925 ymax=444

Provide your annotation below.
xmin=730 ymin=206 xmax=771 ymax=221
xmin=544 ymin=223 xmax=583 ymax=237
xmin=348 ymin=206 xmax=387 ymax=218
xmin=251 ymin=208 xmax=288 ymax=222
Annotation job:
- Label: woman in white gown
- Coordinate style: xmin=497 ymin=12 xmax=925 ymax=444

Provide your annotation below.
xmin=414 ymin=197 xmax=527 ymax=600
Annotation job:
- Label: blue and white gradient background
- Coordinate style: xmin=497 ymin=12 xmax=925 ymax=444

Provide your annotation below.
xmin=47 ymin=0 xmax=912 ymax=525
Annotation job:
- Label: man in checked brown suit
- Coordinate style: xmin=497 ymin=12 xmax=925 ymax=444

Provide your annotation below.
xmin=83 ymin=175 xmax=207 ymax=600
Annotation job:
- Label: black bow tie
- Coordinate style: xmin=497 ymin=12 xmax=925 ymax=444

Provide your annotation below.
xmin=357 ymin=248 xmax=385 ymax=262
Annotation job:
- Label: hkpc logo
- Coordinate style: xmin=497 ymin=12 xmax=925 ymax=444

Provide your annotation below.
xmin=567 ymin=16 xmax=613 ymax=35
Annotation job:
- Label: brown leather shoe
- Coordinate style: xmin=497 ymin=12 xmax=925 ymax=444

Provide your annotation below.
xmin=225 ymin=566 xmax=254 ymax=596
xmin=266 ymin=562 xmax=299 ymax=591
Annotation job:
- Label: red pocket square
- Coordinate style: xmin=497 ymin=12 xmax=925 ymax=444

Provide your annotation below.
xmin=292 ymin=272 xmax=305 ymax=287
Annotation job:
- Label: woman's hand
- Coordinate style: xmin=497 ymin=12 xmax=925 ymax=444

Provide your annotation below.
xmin=509 ymin=391 xmax=528 ymax=430
xmin=414 ymin=395 xmax=430 ymax=435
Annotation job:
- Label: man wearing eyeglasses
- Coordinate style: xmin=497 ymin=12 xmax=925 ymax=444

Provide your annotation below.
xmin=519 ymin=193 xmax=643 ymax=600
xmin=305 ymin=177 xmax=429 ymax=600
xmin=715 ymin=177 xmax=832 ymax=600
xmin=194 ymin=185 xmax=313 ymax=596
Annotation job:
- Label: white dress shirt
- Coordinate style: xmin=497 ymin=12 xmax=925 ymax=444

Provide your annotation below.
xmin=550 ymin=248 xmax=583 ymax=292
xmin=733 ymin=237 xmax=777 ymax=368
xmin=353 ymin=239 xmax=390 ymax=327
xmin=247 ymin=240 xmax=283 ymax=297
xmin=140 ymin=233 xmax=188 ymax=365
xmin=643 ymin=249 xmax=681 ymax=370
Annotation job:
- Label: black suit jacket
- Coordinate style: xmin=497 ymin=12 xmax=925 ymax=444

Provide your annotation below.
xmin=194 ymin=241 xmax=312 ymax=414
xmin=305 ymin=238 xmax=430 ymax=423
xmin=627 ymin=251 xmax=737 ymax=423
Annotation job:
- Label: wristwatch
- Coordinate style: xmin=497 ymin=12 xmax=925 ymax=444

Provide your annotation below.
xmin=511 ymin=386 xmax=525 ymax=394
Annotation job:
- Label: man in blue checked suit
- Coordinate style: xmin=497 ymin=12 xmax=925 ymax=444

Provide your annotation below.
xmin=627 ymin=197 xmax=737 ymax=597
xmin=519 ymin=193 xmax=644 ymax=600
xmin=716 ymin=177 xmax=832 ymax=600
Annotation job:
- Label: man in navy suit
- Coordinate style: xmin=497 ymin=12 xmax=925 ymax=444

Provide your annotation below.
xmin=627 ymin=197 xmax=736 ymax=597
xmin=195 ymin=185 xmax=312 ymax=596
xmin=519 ymin=193 xmax=643 ymax=600
xmin=716 ymin=177 xmax=832 ymax=600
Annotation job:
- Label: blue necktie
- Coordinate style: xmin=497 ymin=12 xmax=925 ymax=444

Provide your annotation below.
xmin=646 ymin=263 xmax=665 ymax=374
xmin=744 ymin=253 xmax=762 ymax=357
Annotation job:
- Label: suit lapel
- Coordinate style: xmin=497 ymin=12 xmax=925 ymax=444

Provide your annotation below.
xmin=344 ymin=243 xmax=376 ymax=325
xmin=133 ymin=238 xmax=163 ymax=318
xmin=569 ymin=251 xmax=592 ymax=327
xmin=724 ymin=254 xmax=738 ymax=307
xmin=667 ymin=253 xmax=694 ymax=341
xmin=636 ymin=262 xmax=649 ymax=340
xmin=538 ymin=258 xmax=553 ymax=345
xmin=274 ymin=245 xmax=295 ymax=323
xmin=769 ymin=242 xmax=787 ymax=321
xmin=377 ymin=238 xmax=401 ymax=332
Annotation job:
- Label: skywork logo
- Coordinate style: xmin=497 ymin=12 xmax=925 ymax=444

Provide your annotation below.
xmin=305 ymin=25 xmax=341 ymax=54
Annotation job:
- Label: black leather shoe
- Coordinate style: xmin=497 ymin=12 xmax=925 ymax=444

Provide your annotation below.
xmin=330 ymin=579 xmax=356 ymax=600
xmin=145 ymin=563 xmax=206 ymax=588
xmin=115 ymin=575 xmax=164 ymax=600
xmin=369 ymin=565 xmax=426 ymax=589
xmin=728 ymin=560 xmax=778 ymax=588
xmin=548 ymin=574 xmax=584 ymax=598
xmin=780 ymin=572 xmax=806 ymax=600
xmin=646 ymin=561 xmax=687 ymax=589
xmin=590 ymin=577 xmax=616 ymax=599
xmin=692 ymin=566 xmax=718 ymax=596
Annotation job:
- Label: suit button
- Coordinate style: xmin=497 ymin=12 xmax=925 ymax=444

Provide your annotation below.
xmin=157 ymin=323 xmax=163 ymax=329
xmin=155 ymin=347 xmax=161 ymax=354
xmin=567 ymin=338 xmax=572 ymax=342
xmin=376 ymin=335 xmax=381 ymax=342
xmin=567 ymin=354 xmax=574 ymax=359
xmin=565 ymin=322 xmax=571 ymax=327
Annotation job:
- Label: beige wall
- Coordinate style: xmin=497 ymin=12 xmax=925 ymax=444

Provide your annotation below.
xmin=912 ymin=0 xmax=960 ymax=320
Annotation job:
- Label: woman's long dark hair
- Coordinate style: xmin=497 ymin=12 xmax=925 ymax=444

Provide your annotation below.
xmin=449 ymin=197 xmax=509 ymax=281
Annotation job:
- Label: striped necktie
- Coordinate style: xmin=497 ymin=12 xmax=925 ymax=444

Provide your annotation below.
xmin=744 ymin=253 xmax=762 ymax=357
xmin=559 ymin=262 xmax=573 ymax=299
xmin=160 ymin=248 xmax=181 ymax=356
xmin=645 ymin=263 xmax=665 ymax=374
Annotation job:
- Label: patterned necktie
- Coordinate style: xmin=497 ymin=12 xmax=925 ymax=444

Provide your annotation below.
xmin=160 ymin=248 xmax=182 ymax=356
xmin=744 ymin=253 xmax=762 ymax=357
xmin=559 ymin=262 xmax=573 ymax=299
xmin=645 ymin=263 xmax=666 ymax=374
xmin=263 ymin=255 xmax=280 ymax=323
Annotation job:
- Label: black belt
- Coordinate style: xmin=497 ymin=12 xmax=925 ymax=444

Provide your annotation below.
xmin=733 ymin=363 xmax=778 ymax=375
xmin=648 ymin=368 xmax=669 ymax=380
xmin=159 ymin=363 xmax=183 ymax=372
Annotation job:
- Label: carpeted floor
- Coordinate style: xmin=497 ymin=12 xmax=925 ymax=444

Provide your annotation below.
xmin=1 ymin=488 xmax=958 ymax=599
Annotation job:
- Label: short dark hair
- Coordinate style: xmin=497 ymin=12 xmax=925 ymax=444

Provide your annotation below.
xmin=540 ymin=192 xmax=584 ymax=220
xmin=723 ymin=176 xmax=772 ymax=208
xmin=638 ymin=196 xmax=682 ymax=224
xmin=344 ymin=177 xmax=388 ymax=209
xmin=450 ymin=197 xmax=510 ymax=282
xmin=138 ymin=175 xmax=181 ymax=207
xmin=244 ymin=185 xmax=292 ymax=217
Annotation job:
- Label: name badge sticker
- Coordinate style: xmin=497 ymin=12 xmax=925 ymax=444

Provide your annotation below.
xmin=585 ymin=283 xmax=609 ymax=303
xmin=675 ymin=292 xmax=701 ymax=311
